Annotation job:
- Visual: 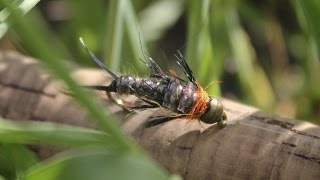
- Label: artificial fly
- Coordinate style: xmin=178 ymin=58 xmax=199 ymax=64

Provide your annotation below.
xmin=79 ymin=37 xmax=227 ymax=128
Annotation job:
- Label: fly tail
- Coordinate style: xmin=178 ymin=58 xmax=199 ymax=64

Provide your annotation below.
xmin=82 ymin=84 xmax=117 ymax=92
xmin=79 ymin=37 xmax=119 ymax=79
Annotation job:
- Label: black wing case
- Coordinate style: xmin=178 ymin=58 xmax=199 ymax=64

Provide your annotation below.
xmin=174 ymin=50 xmax=197 ymax=86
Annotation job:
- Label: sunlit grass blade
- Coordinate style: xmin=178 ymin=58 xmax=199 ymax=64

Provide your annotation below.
xmin=25 ymin=147 xmax=170 ymax=180
xmin=0 ymin=0 xmax=40 ymax=38
xmin=205 ymin=1 xmax=231 ymax=95
xmin=185 ymin=0 xmax=222 ymax=94
xmin=185 ymin=0 xmax=210 ymax=68
xmin=294 ymin=0 xmax=320 ymax=99
xmin=306 ymin=42 xmax=320 ymax=99
xmin=122 ymin=0 xmax=147 ymax=74
xmin=103 ymin=0 xmax=126 ymax=70
xmin=0 ymin=0 xmax=137 ymax=152
xmin=198 ymin=37 xmax=221 ymax=95
xmin=0 ymin=118 xmax=112 ymax=147
xmin=294 ymin=0 xmax=320 ymax=53
xmin=226 ymin=8 xmax=275 ymax=108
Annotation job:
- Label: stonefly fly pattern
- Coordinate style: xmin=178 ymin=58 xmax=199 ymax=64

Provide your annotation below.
xmin=79 ymin=37 xmax=227 ymax=128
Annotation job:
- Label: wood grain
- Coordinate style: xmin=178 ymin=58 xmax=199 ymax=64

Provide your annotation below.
xmin=0 ymin=51 xmax=319 ymax=179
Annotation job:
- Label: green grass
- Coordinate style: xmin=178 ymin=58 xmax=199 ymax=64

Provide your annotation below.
xmin=0 ymin=0 xmax=319 ymax=179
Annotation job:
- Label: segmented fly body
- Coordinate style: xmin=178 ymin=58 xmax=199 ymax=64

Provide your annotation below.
xmin=79 ymin=37 xmax=227 ymax=128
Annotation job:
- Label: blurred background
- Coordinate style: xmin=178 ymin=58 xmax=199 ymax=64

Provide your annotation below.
xmin=1 ymin=0 xmax=319 ymax=124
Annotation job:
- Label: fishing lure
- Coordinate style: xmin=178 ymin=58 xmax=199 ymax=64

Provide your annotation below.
xmin=79 ymin=37 xmax=227 ymax=128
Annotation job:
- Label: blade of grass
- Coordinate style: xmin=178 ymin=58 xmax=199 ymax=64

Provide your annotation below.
xmin=0 ymin=0 xmax=40 ymax=38
xmin=295 ymin=0 xmax=320 ymax=53
xmin=104 ymin=0 xmax=126 ymax=70
xmin=0 ymin=0 xmax=137 ymax=153
xmin=205 ymin=0 xmax=231 ymax=95
xmin=186 ymin=0 xmax=222 ymax=94
xmin=186 ymin=0 xmax=210 ymax=68
xmin=25 ymin=147 xmax=171 ymax=180
xmin=294 ymin=0 xmax=320 ymax=99
xmin=198 ymin=32 xmax=221 ymax=95
xmin=0 ymin=118 xmax=112 ymax=147
xmin=225 ymin=8 xmax=274 ymax=108
xmin=0 ymin=144 xmax=38 ymax=179
xmin=122 ymin=0 xmax=146 ymax=73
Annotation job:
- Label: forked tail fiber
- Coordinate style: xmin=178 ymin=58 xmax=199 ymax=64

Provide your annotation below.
xmin=79 ymin=37 xmax=119 ymax=79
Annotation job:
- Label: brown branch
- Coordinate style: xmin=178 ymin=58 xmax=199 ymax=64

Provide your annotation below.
xmin=0 ymin=51 xmax=319 ymax=179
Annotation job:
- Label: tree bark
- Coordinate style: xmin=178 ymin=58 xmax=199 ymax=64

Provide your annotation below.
xmin=0 ymin=51 xmax=319 ymax=179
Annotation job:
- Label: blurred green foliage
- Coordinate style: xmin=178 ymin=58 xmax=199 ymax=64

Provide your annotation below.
xmin=0 ymin=0 xmax=319 ymax=179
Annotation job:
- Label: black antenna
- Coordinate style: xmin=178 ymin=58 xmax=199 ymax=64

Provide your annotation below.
xmin=79 ymin=37 xmax=119 ymax=79
xmin=138 ymin=32 xmax=149 ymax=62
xmin=174 ymin=50 xmax=196 ymax=84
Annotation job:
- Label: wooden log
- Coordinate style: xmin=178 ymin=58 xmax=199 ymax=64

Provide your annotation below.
xmin=0 ymin=51 xmax=319 ymax=179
